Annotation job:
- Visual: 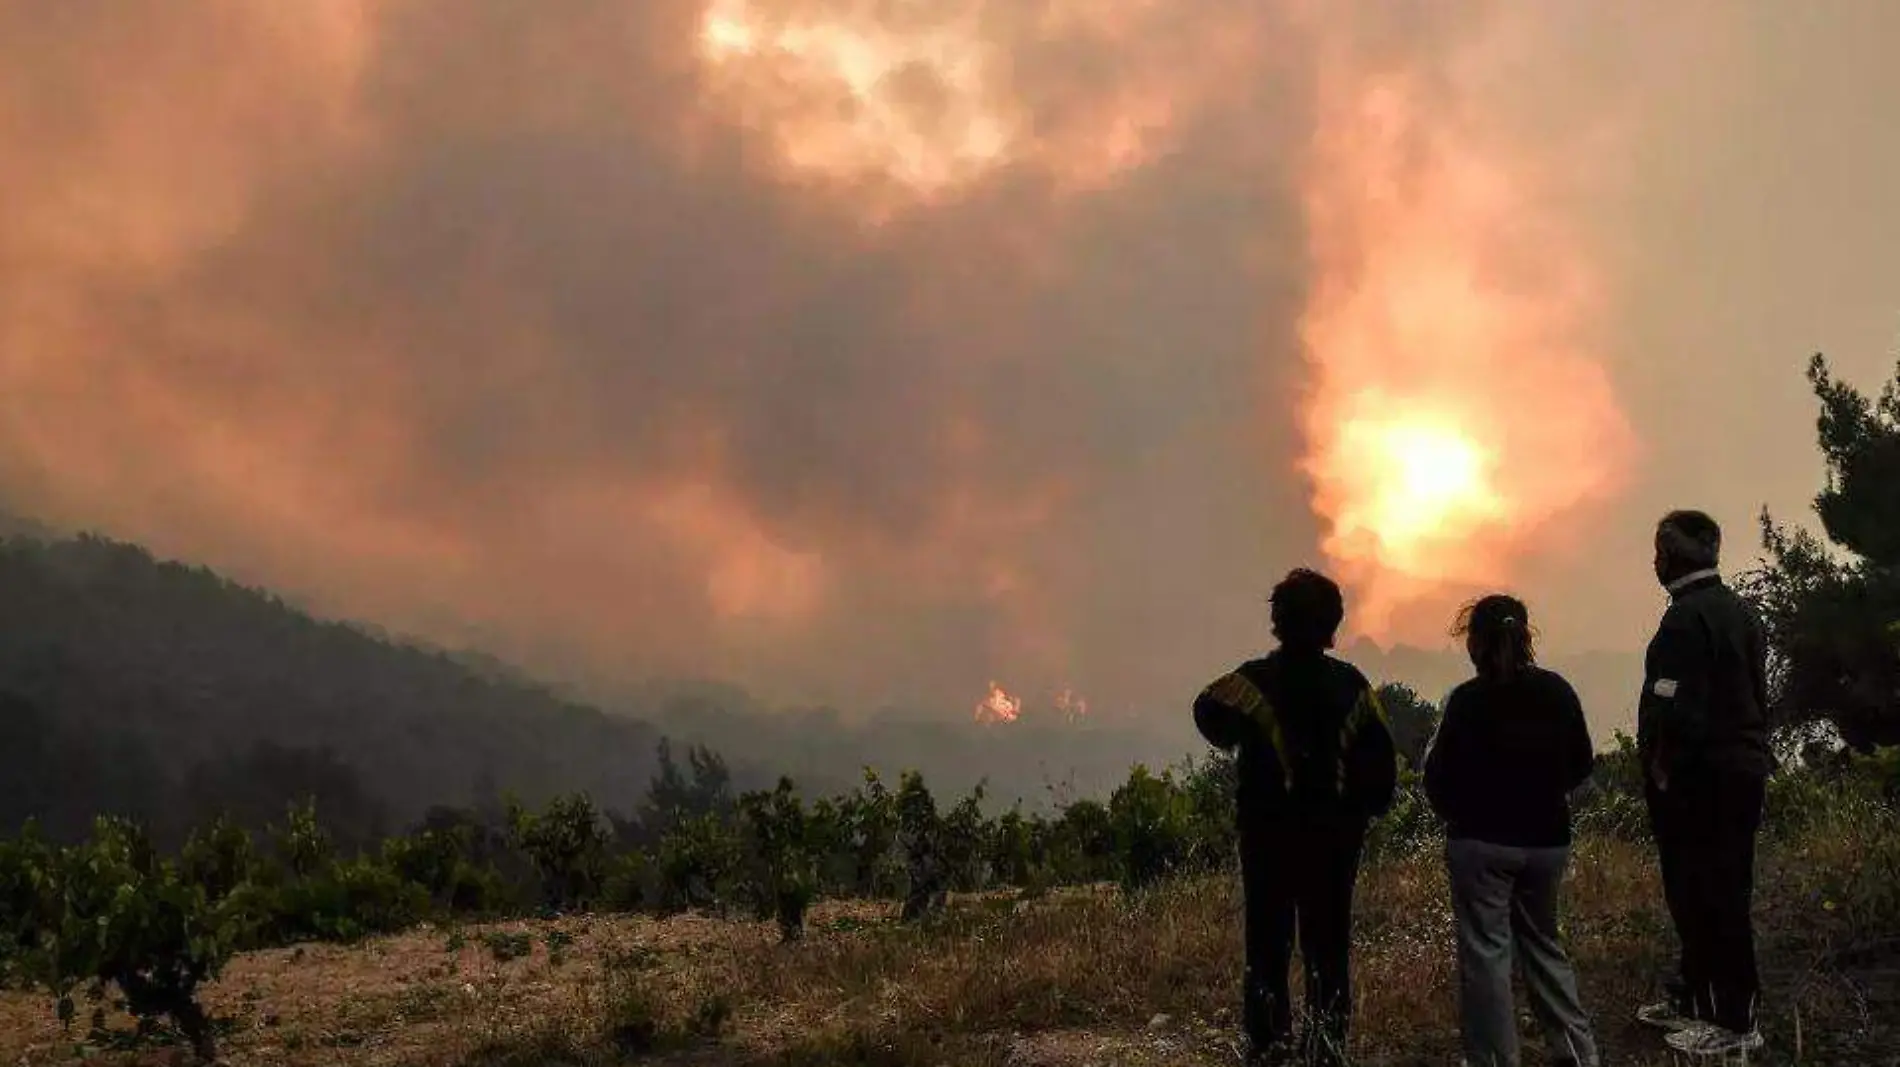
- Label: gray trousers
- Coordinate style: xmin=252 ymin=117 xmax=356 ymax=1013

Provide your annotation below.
xmin=1446 ymin=839 xmax=1600 ymax=1067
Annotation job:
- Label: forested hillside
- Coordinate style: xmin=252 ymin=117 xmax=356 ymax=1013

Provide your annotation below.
xmin=0 ymin=532 xmax=673 ymax=847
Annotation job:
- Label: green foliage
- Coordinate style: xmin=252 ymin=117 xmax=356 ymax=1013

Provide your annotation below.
xmin=1740 ymin=353 xmax=1900 ymax=747
xmin=939 ymin=786 xmax=992 ymax=893
xmin=179 ymin=815 xmax=257 ymax=902
xmin=1364 ymin=770 xmax=1439 ymax=860
xmin=271 ymin=799 xmax=336 ymax=879
xmin=1573 ymin=732 xmax=1652 ymax=843
xmin=1107 ymin=765 xmax=1193 ymax=892
xmin=507 ymin=793 xmax=611 ymax=913
xmin=1377 ymin=683 xmax=1441 ymax=769
xmin=0 ymin=818 xmax=238 ymax=1061
xmin=1177 ymin=752 xmax=1239 ymax=871
xmin=736 ymin=778 xmax=821 ymax=941
xmin=1047 ymin=798 xmax=1117 ymax=886
xmin=896 ymin=772 xmax=948 ymax=921
xmin=835 ymin=771 xmax=902 ymax=898
xmin=479 ymin=930 xmax=535 ymax=964
xmin=653 ymin=813 xmax=744 ymax=915
xmin=636 ymin=740 xmax=734 ymax=844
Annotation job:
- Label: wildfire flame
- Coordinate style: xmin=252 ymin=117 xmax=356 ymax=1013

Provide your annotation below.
xmin=974 ymin=680 xmax=1023 ymax=725
xmin=1296 ymin=64 xmax=1635 ymax=639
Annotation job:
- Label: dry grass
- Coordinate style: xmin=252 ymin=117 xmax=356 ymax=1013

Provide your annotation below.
xmin=2 ymin=836 xmax=1894 ymax=1067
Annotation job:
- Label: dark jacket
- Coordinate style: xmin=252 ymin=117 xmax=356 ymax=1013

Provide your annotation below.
xmin=1636 ymin=573 xmax=1774 ymax=781
xmin=1422 ymin=667 xmax=1596 ymax=848
xmin=1193 ymin=649 xmax=1398 ymax=823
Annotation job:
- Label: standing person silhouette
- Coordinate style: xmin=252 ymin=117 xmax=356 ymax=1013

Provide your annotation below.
xmin=1635 ymin=510 xmax=1773 ymax=1058
xmin=1193 ymin=568 xmax=1399 ymax=1066
xmin=1423 ymin=594 xmax=1601 ymax=1067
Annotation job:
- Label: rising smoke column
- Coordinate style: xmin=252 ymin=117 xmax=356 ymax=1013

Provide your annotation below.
xmin=0 ymin=0 xmax=1671 ymax=719
xmin=1294 ymin=14 xmax=1638 ymax=642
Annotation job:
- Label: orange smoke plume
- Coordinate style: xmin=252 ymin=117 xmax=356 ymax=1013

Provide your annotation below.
xmin=1295 ymin=55 xmax=1636 ymax=641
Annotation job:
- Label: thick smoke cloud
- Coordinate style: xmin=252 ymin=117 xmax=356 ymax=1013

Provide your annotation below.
xmin=3 ymin=0 xmax=1898 ymax=727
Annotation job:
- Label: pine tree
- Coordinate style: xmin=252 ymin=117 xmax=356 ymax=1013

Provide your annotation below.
xmin=1741 ymin=354 xmax=1900 ymax=749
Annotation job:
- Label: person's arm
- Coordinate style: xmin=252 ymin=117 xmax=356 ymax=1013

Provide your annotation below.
xmin=1193 ymin=669 xmax=1259 ymax=751
xmin=1422 ymin=691 xmax=1469 ymax=822
xmin=1644 ymin=609 xmax=1716 ymax=758
xmin=1552 ymin=675 xmax=1597 ymax=792
xmin=1343 ymin=683 xmax=1399 ymax=817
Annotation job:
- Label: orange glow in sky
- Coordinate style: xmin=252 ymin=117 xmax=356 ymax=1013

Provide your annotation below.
xmin=1297 ymin=68 xmax=1635 ymax=639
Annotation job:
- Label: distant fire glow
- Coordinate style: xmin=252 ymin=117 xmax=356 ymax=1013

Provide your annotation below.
xmin=975 ymin=681 xmax=1023 ymax=725
xmin=974 ymin=683 xmax=1089 ymax=725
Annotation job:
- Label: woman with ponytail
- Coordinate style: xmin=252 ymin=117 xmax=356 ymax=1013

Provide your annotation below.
xmin=1423 ymin=595 xmax=1601 ymax=1067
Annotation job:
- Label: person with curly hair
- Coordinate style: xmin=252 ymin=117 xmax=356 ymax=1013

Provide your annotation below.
xmin=1192 ymin=567 xmax=1398 ymax=1066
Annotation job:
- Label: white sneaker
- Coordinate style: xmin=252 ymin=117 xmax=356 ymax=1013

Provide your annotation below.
xmin=1665 ymin=1024 xmax=1765 ymax=1059
xmin=1635 ymin=1000 xmax=1699 ymax=1033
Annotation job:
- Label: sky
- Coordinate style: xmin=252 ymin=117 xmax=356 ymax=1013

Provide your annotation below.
xmin=2 ymin=0 xmax=1896 ymax=726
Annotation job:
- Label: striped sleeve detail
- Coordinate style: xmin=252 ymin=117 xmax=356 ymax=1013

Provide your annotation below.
xmin=1204 ymin=671 xmax=1291 ymax=790
xmin=1337 ymin=685 xmax=1389 ymax=793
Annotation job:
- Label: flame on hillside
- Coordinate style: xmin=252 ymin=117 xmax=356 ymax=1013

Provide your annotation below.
xmin=974 ymin=680 xmax=1023 ymax=725
xmin=974 ymin=682 xmax=1091 ymax=725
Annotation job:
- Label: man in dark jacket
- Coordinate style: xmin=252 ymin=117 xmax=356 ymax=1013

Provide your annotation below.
xmin=1635 ymin=510 xmax=1773 ymax=1058
xmin=1194 ymin=568 xmax=1399 ymax=1066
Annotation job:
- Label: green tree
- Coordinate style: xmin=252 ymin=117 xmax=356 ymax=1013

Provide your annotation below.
xmin=895 ymin=772 xmax=952 ymax=921
xmin=1741 ymin=354 xmax=1900 ymax=749
xmin=1107 ymin=765 xmax=1192 ymax=891
xmin=637 ymin=740 xmax=735 ymax=842
xmin=736 ymin=778 xmax=819 ymax=941
xmin=507 ymin=794 xmax=611 ymax=912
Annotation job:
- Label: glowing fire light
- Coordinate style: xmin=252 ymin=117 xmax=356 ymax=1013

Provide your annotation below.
xmin=1296 ymin=65 xmax=1634 ymax=639
xmin=1315 ymin=411 xmax=1509 ymax=574
xmin=974 ymin=681 xmax=1023 ymax=725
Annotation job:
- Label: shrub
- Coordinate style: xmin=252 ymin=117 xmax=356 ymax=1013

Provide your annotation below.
xmin=737 ymin=778 xmax=821 ymax=941
xmin=0 ymin=818 xmax=238 ymax=1062
xmin=1107 ymin=765 xmax=1194 ymax=892
xmin=654 ymin=812 xmax=744 ymax=915
xmin=507 ymin=793 xmax=612 ymax=913
xmin=1365 ymin=770 xmax=1440 ymax=861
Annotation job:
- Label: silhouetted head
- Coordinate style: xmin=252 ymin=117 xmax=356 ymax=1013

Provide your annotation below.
xmin=1269 ymin=568 xmax=1345 ymax=653
xmin=1453 ymin=593 xmax=1536 ymax=681
xmin=1654 ymin=509 xmax=1721 ymax=586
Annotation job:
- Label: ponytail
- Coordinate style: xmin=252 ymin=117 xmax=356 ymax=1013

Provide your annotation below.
xmin=1454 ymin=595 xmax=1537 ymax=682
xmin=1491 ymin=614 xmax=1528 ymax=680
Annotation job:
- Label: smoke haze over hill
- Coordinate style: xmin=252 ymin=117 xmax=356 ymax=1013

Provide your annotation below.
xmin=3 ymin=1 xmax=1898 ymax=724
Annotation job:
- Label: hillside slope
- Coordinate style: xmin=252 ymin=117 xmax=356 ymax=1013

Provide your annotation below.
xmin=0 ymin=531 xmax=665 ymax=844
